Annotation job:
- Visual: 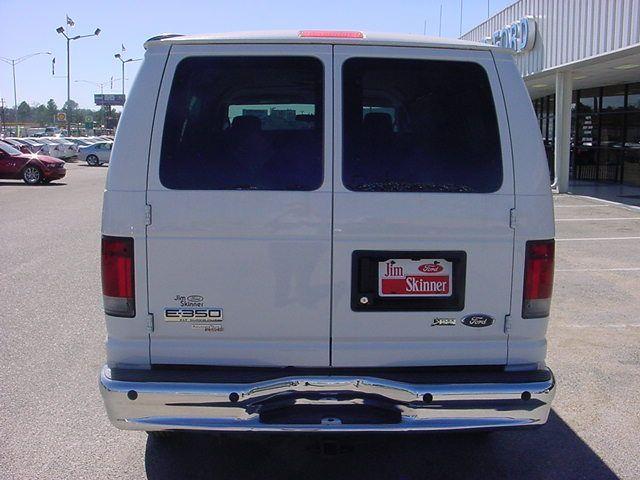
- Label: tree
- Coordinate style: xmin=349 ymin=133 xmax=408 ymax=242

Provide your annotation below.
xmin=17 ymin=101 xmax=31 ymax=122
xmin=34 ymin=105 xmax=48 ymax=126
xmin=62 ymin=99 xmax=79 ymax=128
xmin=62 ymin=99 xmax=78 ymax=114
xmin=45 ymin=99 xmax=58 ymax=118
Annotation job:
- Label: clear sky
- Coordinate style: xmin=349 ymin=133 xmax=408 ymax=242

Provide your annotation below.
xmin=0 ymin=0 xmax=514 ymax=109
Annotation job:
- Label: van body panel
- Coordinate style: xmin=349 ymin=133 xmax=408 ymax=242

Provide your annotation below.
xmin=492 ymin=52 xmax=552 ymax=196
xmin=493 ymin=52 xmax=555 ymax=366
xmin=102 ymin=42 xmax=169 ymax=367
xmin=330 ymin=46 xmax=515 ymax=366
xmin=106 ymin=44 xmax=170 ymax=193
xmin=102 ymin=39 xmax=552 ymax=371
xmin=102 ymin=191 xmax=151 ymax=368
xmin=145 ymin=44 xmax=334 ymax=366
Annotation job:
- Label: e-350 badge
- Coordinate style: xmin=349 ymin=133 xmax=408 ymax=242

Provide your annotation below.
xmin=164 ymin=308 xmax=223 ymax=323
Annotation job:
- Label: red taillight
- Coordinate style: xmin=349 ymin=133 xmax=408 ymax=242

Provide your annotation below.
xmin=298 ymin=30 xmax=364 ymax=39
xmin=101 ymin=236 xmax=135 ymax=317
xmin=522 ymin=240 xmax=555 ymax=318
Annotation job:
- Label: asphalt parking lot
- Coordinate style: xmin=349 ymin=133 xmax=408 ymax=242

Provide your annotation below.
xmin=1 ymin=163 xmax=639 ymax=479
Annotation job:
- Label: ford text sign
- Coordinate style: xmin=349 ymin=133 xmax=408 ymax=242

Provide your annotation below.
xmin=485 ymin=16 xmax=536 ymax=53
xmin=95 ymin=94 xmax=126 ymax=106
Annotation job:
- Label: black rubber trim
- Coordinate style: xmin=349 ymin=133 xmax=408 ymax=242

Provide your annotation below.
xmin=109 ymin=365 xmax=552 ymax=385
xmin=351 ymin=250 xmax=467 ymax=312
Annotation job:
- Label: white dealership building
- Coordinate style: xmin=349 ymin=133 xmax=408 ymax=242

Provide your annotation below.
xmin=462 ymin=0 xmax=640 ymax=192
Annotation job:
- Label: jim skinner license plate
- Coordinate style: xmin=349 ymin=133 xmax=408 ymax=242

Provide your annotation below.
xmin=378 ymin=258 xmax=453 ymax=297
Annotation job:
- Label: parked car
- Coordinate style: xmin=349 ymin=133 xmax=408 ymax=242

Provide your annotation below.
xmin=42 ymin=137 xmax=78 ymax=159
xmin=10 ymin=137 xmax=46 ymax=154
xmin=99 ymin=31 xmax=556 ymax=436
xmin=30 ymin=137 xmax=64 ymax=158
xmin=66 ymin=137 xmax=96 ymax=147
xmin=79 ymin=141 xmax=112 ymax=165
xmin=0 ymin=141 xmax=66 ymax=184
xmin=1 ymin=138 xmax=31 ymax=154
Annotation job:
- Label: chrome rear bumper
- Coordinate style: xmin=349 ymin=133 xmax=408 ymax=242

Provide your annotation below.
xmin=99 ymin=365 xmax=555 ymax=432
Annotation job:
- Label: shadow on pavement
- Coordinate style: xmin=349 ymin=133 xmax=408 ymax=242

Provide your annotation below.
xmin=144 ymin=411 xmax=619 ymax=480
xmin=0 ymin=181 xmax=67 ymax=187
xmin=567 ymin=180 xmax=640 ymax=208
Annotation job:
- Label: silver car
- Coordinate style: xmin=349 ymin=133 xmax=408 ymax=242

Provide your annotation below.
xmin=79 ymin=141 xmax=112 ymax=166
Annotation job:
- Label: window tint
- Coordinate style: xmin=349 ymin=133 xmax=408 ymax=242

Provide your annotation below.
xmin=160 ymin=57 xmax=323 ymax=190
xmin=342 ymin=58 xmax=502 ymax=193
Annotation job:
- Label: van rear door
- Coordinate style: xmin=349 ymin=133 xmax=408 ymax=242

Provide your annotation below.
xmin=331 ymin=46 xmax=515 ymax=366
xmin=146 ymin=45 xmax=333 ymax=366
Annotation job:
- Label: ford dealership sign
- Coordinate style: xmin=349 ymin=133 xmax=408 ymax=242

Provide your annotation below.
xmin=485 ymin=16 xmax=536 ymax=53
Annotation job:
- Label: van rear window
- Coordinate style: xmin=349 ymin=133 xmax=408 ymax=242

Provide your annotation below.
xmin=342 ymin=58 xmax=503 ymax=193
xmin=160 ymin=57 xmax=323 ymax=190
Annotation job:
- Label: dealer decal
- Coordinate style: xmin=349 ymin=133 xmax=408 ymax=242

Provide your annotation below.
xmin=379 ymin=259 xmax=453 ymax=297
xmin=164 ymin=307 xmax=223 ymax=323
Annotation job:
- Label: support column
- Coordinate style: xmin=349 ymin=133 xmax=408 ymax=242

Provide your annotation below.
xmin=554 ymin=70 xmax=573 ymax=193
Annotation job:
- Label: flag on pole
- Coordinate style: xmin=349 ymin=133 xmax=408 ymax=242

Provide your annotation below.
xmin=52 ymin=57 xmax=56 ymax=75
xmin=121 ymin=44 xmax=126 ymax=52
xmin=66 ymin=15 xmax=75 ymax=27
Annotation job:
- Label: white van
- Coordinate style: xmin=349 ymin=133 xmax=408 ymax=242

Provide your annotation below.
xmin=99 ymin=31 xmax=556 ymax=434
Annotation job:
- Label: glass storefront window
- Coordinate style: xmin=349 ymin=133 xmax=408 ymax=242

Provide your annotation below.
xmin=602 ymin=85 xmax=626 ymax=112
xmin=576 ymin=114 xmax=598 ymax=146
xmin=599 ymin=113 xmax=625 ymax=148
xmin=626 ymin=113 xmax=640 ymax=148
xmin=628 ymin=84 xmax=640 ymax=111
xmin=579 ymin=88 xmax=599 ymax=113
xmin=548 ymin=95 xmax=555 ymax=116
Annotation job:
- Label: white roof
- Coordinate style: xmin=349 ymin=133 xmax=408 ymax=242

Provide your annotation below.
xmin=145 ymin=30 xmax=502 ymax=52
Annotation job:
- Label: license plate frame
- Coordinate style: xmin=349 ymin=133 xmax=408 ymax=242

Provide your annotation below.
xmin=378 ymin=258 xmax=453 ymax=298
xmin=351 ymin=251 xmax=466 ymax=312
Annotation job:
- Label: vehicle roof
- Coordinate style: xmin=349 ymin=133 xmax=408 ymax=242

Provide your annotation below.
xmin=145 ymin=30 xmax=504 ymax=52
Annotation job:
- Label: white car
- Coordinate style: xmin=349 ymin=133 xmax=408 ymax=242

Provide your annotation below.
xmin=13 ymin=138 xmax=46 ymax=154
xmin=31 ymin=137 xmax=65 ymax=158
xmin=79 ymin=141 xmax=112 ymax=166
xmin=66 ymin=137 xmax=96 ymax=148
xmin=99 ymin=31 xmax=556 ymax=436
xmin=42 ymin=137 xmax=77 ymax=159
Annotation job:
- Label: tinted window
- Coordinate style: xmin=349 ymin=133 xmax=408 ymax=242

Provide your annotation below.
xmin=342 ymin=58 xmax=502 ymax=193
xmin=160 ymin=57 xmax=323 ymax=190
xmin=0 ymin=141 xmax=21 ymax=156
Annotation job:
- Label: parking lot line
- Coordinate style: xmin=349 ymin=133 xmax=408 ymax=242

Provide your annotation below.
xmin=556 ymin=236 xmax=640 ymax=241
xmin=554 ymin=204 xmax=609 ymax=208
xmin=556 ymin=267 xmax=640 ymax=272
xmin=556 ymin=217 xmax=640 ymax=221
xmin=567 ymin=194 xmax=640 ymax=212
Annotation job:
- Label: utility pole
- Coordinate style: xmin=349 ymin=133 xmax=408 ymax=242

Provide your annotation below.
xmin=459 ymin=0 xmax=464 ymax=37
xmin=0 ymin=52 xmax=51 ymax=125
xmin=75 ymin=79 xmax=122 ymax=94
xmin=439 ymin=4 xmax=443 ymax=36
xmin=114 ymin=54 xmax=141 ymax=96
xmin=0 ymin=98 xmax=5 ymax=134
xmin=56 ymin=23 xmax=101 ymax=133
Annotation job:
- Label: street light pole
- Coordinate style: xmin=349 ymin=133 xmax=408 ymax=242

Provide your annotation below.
xmin=75 ymin=78 xmax=124 ymax=95
xmin=0 ymin=52 xmax=51 ymax=125
xmin=56 ymin=25 xmax=101 ymax=133
xmin=114 ymin=54 xmax=141 ymax=96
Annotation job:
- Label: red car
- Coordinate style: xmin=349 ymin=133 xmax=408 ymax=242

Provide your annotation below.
xmin=0 ymin=141 xmax=66 ymax=184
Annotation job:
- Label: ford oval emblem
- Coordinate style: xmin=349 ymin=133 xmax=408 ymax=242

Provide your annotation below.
xmin=187 ymin=295 xmax=204 ymax=303
xmin=461 ymin=314 xmax=494 ymax=328
xmin=418 ymin=262 xmax=444 ymax=273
